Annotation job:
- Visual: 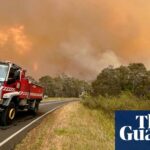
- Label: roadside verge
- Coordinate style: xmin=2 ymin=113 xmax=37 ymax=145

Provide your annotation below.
xmin=15 ymin=102 xmax=113 ymax=150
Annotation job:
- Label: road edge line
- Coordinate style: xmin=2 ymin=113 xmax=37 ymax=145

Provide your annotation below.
xmin=0 ymin=105 xmax=64 ymax=147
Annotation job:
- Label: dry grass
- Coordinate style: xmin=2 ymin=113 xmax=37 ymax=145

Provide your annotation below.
xmin=43 ymin=97 xmax=78 ymax=102
xmin=15 ymin=102 xmax=113 ymax=150
xmin=82 ymin=92 xmax=150 ymax=111
xmin=15 ymin=93 xmax=150 ymax=150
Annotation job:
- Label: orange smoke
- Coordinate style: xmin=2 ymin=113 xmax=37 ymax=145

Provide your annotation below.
xmin=10 ymin=25 xmax=32 ymax=55
xmin=33 ymin=62 xmax=38 ymax=72
xmin=0 ymin=25 xmax=31 ymax=55
xmin=0 ymin=31 xmax=8 ymax=46
xmin=0 ymin=0 xmax=150 ymax=80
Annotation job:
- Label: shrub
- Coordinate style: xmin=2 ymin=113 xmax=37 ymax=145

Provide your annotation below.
xmin=81 ymin=91 xmax=150 ymax=111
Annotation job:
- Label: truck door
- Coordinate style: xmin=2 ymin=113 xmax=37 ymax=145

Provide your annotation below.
xmin=19 ymin=70 xmax=30 ymax=99
xmin=4 ymin=67 xmax=20 ymax=94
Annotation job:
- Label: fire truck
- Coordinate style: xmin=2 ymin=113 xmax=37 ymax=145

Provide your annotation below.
xmin=0 ymin=61 xmax=44 ymax=125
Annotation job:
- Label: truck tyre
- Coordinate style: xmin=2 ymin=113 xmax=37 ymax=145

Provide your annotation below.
xmin=1 ymin=102 xmax=16 ymax=126
xmin=28 ymin=101 xmax=39 ymax=116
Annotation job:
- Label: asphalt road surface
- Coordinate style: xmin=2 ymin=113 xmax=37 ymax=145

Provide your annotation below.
xmin=0 ymin=99 xmax=78 ymax=150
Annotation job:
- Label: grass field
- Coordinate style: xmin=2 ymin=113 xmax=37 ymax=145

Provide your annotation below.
xmin=15 ymin=102 xmax=114 ymax=150
xmin=15 ymin=94 xmax=150 ymax=150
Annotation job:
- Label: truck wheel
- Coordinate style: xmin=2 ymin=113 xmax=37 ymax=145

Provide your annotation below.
xmin=28 ymin=101 xmax=39 ymax=115
xmin=1 ymin=102 xmax=16 ymax=126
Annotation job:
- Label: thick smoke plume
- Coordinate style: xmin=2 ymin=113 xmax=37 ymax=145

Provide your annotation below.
xmin=0 ymin=0 xmax=150 ymax=80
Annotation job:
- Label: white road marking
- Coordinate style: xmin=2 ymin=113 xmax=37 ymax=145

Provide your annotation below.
xmin=0 ymin=105 xmax=64 ymax=147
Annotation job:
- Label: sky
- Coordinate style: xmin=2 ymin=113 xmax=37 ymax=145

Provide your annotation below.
xmin=0 ymin=0 xmax=150 ymax=80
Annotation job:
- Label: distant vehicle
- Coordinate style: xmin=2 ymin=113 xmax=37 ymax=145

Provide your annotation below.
xmin=0 ymin=61 xmax=44 ymax=125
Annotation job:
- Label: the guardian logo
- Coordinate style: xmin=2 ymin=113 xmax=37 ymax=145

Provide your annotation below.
xmin=115 ymin=111 xmax=150 ymax=150
xmin=120 ymin=114 xmax=150 ymax=141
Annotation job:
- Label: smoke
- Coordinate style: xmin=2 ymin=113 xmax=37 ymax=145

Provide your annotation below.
xmin=60 ymin=40 xmax=121 ymax=79
xmin=0 ymin=25 xmax=31 ymax=54
xmin=0 ymin=0 xmax=150 ymax=80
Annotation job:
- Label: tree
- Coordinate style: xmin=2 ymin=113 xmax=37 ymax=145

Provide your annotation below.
xmin=92 ymin=66 xmax=121 ymax=96
xmin=39 ymin=74 xmax=91 ymax=97
xmin=92 ymin=63 xmax=150 ymax=99
xmin=39 ymin=76 xmax=55 ymax=96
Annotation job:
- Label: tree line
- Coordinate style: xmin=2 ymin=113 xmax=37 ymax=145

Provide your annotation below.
xmin=38 ymin=74 xmax=91 ymax=97
xmin=37 ymin=63 xmax=150 ymax=99
xmin=92 ymin=63 xmax=150 ymax=99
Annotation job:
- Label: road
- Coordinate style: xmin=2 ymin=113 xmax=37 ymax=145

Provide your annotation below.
xmin=0 ymin=99 xmax=77 ymax=150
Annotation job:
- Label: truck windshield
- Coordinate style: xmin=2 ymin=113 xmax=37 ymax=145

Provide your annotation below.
xmin=0 ymin=64 xmax=9 ymax=82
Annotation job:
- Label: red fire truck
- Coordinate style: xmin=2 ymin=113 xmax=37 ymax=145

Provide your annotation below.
xmin=0 ymin=61 xmax=44 ymax=125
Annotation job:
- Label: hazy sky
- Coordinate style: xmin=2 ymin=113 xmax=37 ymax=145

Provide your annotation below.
xmin=0 ymin=0 xmax=150 ymax=80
